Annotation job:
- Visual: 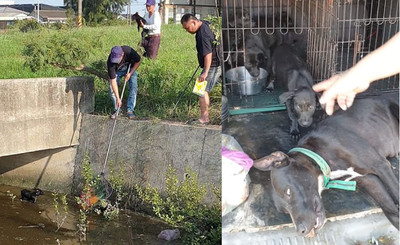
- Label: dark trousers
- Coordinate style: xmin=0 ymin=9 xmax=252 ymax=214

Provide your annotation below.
xmin=142 ymin=35 xmax=161 ymax=59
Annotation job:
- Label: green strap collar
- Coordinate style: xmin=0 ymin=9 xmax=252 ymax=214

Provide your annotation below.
xmin=288 ymin=147 xmax=356 ymax=191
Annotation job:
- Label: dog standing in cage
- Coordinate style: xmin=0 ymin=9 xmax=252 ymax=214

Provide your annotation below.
xmin=271 ymin=43 xmax=316 ymax=139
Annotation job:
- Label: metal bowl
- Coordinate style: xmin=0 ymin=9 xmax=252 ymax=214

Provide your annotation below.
xmin=225 ymin=66 xmax=268 ymax=96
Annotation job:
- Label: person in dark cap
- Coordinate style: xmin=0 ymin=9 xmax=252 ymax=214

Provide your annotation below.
xmin=107 ymin=45 xmax=141 ymax=119
xmin=140 ymin=0 xmax=162 ymax=59
xmin=181 ymin=13 xmax=222 ymax=125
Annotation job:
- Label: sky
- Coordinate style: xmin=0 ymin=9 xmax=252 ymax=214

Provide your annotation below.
xmin=12 ymin=0 xmax=148 ymax=15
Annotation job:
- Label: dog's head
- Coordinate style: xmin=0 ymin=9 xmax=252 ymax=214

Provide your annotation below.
xmin=33 ymin=188 xmax=44 ymax=196
xmin=253 ymin=151 xmax=326 ymax=237
xmin=279 ymin=70 xmax=316 ymax=127
xmin=131 ymin=12 xmax=142 ymax=22
xmin=245 ymin=49 xmax=265 ymax=77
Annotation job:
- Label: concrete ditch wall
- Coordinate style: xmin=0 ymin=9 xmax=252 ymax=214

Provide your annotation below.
xmin=0 ymin=77 xmax=94 ymax=156
xmin=0 ymin=77 xmax=94 ymax=193
xmin=73 ymin=115 xmax=222 ymax=200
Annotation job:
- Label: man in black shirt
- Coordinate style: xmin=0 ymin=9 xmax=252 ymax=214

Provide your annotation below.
xmin=107 ymin=46 xmax=141 ymax=119
xmin=181 ymin=13 xmax=222 ymax=125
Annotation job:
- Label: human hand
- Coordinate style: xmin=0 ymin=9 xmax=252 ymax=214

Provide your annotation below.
xmin=139 ymin=20 xmax=144 ymax=27
xmin=198 ymin=71 xmax=208 ymax=82
xmin=125 ymin=72 xmax=132 ymax=81
xmin=313 ymin=72 xmax=371 ymax=116
xmin=116 ymin=98 xmax=122 ymax=109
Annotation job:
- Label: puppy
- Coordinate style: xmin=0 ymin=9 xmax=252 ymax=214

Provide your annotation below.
xmin=131 ymin=12 xmax=149 ymax=39
xmin=21 ymin=188 xmax=44 ymax=203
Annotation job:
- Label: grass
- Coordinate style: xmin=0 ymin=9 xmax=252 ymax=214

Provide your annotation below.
xmin=0 ymin=24 xmax=222 ymax=124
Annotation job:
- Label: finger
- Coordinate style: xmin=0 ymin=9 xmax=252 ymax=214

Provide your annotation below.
xmin=337 ymin=95 xmax=348 ymax=111
xmin=345 ymin=93 xmax=356 ymax=108
xmin=324 ymin=99 xmax=335 ymax=116
xmin=312 ymin=78 xmax=334 ymax=92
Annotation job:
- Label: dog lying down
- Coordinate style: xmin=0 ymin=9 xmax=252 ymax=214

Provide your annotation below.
xmin=253 ymin=93 xmax=399 ymax=237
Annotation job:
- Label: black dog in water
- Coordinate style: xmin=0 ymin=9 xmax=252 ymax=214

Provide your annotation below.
xmin=131 ymin=12 xmax=149 ymax=40
xmin=21 ymin=188 xmax=44 ymax=203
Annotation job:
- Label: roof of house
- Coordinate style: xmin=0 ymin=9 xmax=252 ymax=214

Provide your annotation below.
xmin=0 ymin=6 xmax=28 ymax=15
xmin=5 ymin=4 xmax=65 ymax=13
xmin=0 ymin=6 xmax=31 ymax=20
xmin=31 ymin=10 xmax=66 ymax=20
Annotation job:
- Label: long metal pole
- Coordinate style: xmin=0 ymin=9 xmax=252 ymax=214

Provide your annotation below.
xmin=78 ymin=0 xmax=82 ymax=28
xmin=37 ymin=0 xmax=39 ymax=21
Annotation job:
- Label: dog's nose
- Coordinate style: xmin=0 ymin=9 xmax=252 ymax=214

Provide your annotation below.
xmin=297 ymin=223 xmax=308 ymax=235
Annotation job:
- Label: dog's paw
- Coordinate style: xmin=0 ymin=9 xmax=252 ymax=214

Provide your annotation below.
xmin=290 ymin=129 xmax=301 ymax=140
xmin=265 ymin=88 xmax=274 ymax=93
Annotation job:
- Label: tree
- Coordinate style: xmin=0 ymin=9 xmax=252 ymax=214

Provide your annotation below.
xmin=64 ymin=0 xmax=129 ymax=25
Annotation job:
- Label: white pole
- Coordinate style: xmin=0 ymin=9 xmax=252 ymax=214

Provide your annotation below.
xmin=37 ymin=0 xmax=40 ymax=22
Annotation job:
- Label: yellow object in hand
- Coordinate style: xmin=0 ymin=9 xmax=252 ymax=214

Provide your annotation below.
xmin=192 ymin=78 xmax=208 ymax=97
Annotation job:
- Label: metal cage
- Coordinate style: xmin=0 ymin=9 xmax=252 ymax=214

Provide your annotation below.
xmin=222 ymin=0 xmax=399 ymax=114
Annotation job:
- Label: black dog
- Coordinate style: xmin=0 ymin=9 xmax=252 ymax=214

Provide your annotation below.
xmin=253 ymin=93 xmax=399 ymax=237
xmin=131 ymin=12 xmax=149 ymax=40
xmin=271 ymin=43 xmax=316 ymax=139
xmin=21 ymin=188 xmax=44 ymax=203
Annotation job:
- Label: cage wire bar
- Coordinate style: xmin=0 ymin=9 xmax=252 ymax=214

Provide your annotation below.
xmin=222 ymin=0 xmax=399 ymax=115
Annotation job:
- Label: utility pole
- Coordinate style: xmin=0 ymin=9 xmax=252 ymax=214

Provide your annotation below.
xmin=78 ymin=0 xmax=82 ymax=28
xmin=127 ymin=1 xmax=131 ymax=25
xmin=193 ymin=0 xmax=196 ymax=17
xmin=37 ymin=0 xmax=40 ymax=22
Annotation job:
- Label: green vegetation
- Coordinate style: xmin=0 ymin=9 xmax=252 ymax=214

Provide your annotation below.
xmin=65 ymin=0 xmax=129 ymax=25
xmin=52 ymin=192 xmax=69 ymax=232
xmin=135 ymin=165 xmax=221 ymax=245
xmin=75 ymin=154 xmax=221 ymax=244
xmin=0 ymin=24 xmax=221 ymax=124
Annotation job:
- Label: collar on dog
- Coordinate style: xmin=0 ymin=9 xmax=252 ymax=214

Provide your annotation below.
xmin=288 ymin=147 xmax=356 ymax=191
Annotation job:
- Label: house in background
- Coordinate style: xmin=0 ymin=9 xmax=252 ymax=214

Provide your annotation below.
xmin=0 ymin=3 xmax=66 ymax=27
xmin=161 ymin=0 xmax=219 ymax=24
xmin=31 ymin=8 xmax=67 ymax=24
xmin=0 ymin=6 xmax=32 ymax=29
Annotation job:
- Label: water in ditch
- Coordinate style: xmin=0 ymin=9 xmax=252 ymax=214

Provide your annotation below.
xmin=0 ymin=184 xmax=181 ymax=244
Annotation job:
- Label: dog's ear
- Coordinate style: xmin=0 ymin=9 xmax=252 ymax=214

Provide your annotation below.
xmin=279 ymin=91 xmax=294 ymax=104
xmin=253 ymin=151 xmax=290 ymax=171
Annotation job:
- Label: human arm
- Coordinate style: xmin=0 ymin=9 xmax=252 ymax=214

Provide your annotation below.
xmin=313 ymin=32 xmax=400 ymax=115
xmin=107 ymin=61 xmax=122 ymax=108
xmin=110 ymin=78 xmax=122 ymax=109
xmin=125 ymin=59 xmax=141 ymax=81
xmin=198 ymin=53 xmax=212 ymax=82
xmin=143 ymin=12 xmax=161 ymax=32
xmin=124 ymin=47 xmax=142 ymax=80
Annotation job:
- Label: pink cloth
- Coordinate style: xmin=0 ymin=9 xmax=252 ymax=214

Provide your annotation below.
xmin=222 ymin=147 xmax=254 ymax=170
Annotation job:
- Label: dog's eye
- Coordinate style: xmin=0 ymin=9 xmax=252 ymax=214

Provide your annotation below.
xmin=285 ymin=188 xmax=291 ymax=197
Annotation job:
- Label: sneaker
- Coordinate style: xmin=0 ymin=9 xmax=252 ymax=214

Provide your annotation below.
xmin=127 ymin=111 xmax=135 ymax=120
xmin=110 ymin=111 xmax=118 ymax=119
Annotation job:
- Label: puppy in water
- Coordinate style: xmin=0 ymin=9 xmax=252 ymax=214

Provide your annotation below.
xmin=21 ymin=188 xmax=44 ymax=203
